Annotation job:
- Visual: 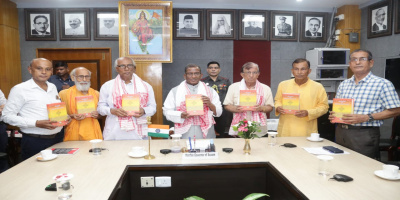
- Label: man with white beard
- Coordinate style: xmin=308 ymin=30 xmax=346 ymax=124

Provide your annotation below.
xmin=59 ymin=67 xmax=103 ymax=141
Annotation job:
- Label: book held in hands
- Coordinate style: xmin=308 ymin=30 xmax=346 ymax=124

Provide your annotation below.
xmin=240 ymin=90 xmax=257 ymax=111
xmin=332 ymin=98 xmax=354 ymax=124
xmin=76 ymin=95 xmax=95 ymax=117
xmin=47 ymin=102 xmax=68 ymax=126
xmin=185 ymin=94 xmax=204 ymax=115
xmin=122 ymin=94 xmax=140 ymax=115
xmin=282 ymin=93 xmax=300 ymax=114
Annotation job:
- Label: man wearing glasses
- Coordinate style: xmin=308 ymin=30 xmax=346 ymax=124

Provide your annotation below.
xmin=329 ymin=49 xmax=400 ymax=158
xmin=59 ymin=67 xmax=102 ymax=141
xmin=224 ymin=62 xmax=274 ymax=136
xmin=274 ymin=58 xmax=328 ymax=137
xmin=98 ymin=57 xmax=156 ymax=140
xmin=31 ymin=15 xmax=50 ymax=35
xmin=163 ymin=64 xmax=222 ymax=139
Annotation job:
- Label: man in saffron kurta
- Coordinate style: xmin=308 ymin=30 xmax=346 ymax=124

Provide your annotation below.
xmin=59 ymin=67 xmax=102 ymax=141
xmin=275 ymin=58 xmax=328 ymax=137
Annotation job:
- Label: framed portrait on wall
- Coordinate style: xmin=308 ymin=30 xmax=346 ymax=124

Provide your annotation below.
xmin=119 ymin=1 xmax=172 ymax=63
xmin=270 ymin=11 xmax=297 ymax=41
xmin=206 ymin=9 xmax=236 ymax=40
xmin=239 ymin=10 xmax=268 ymax=40
xmin=24 ymin=9 xmax=56 ymax=41
xmin=368 ymin=0 xmax=392 ymax=38
xmin=299 ymin=12 xmax=327 ymax=42
xmin=394 ymin=0 xmax=399 ymax=34
xmin=173 ymin=9 xmax=204 ymax=40
xmin=94 ymin=8 xmax=119 ymax=40
xmin=59 ymin=8 xmax=90 ymax=41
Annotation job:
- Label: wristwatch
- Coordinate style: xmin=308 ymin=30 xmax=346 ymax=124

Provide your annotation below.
xmin=367 ymin=114 xmax=374 ymax=122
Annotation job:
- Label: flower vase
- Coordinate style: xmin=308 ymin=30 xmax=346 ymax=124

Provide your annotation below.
xmin=243 ymin=139 xmax=251 ymax=155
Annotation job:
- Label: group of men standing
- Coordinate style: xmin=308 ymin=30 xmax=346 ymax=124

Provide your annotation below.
xmin=0 ymin=48 xmax=399 ymax=162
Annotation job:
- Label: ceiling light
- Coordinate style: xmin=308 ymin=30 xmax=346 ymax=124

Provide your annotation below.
xmin=297 ymin=0 xmax=302 ymax=2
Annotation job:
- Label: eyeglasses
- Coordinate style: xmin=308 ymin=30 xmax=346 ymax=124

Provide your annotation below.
xmin=74 ymin=75 xmax=91 ymax=81
xmin=117 ymin=64 xmax=135 ymax=69
xmin=186 ymin=72 xmax=201 ymax=76
xmin=242 ymin=71 xmax=259 ymax=76
xmin=350 ymin=57 xmax=370 ymax=62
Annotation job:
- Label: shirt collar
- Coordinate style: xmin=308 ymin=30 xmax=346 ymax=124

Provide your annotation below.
xmin=28 ymin=78 xmax=54 ymax=92
xmin=350 ymin=72 xmax=372 ymax=83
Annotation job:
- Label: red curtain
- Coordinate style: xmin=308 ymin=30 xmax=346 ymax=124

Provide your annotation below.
xmin=233 ymin=40 xmax=271 ymax=86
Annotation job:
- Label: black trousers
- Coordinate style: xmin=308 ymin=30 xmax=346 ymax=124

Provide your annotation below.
xmin=21 ymin=132 xmax=60 ymax=161
xmin=335 ymin=125 xmax=380 ymax=159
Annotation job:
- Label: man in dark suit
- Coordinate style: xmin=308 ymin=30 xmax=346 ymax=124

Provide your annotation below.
xmin=179 ymin=15 xmax=198 ymax=36
xmin=372 ymin=8 xmax=386 ymax=32
xmin=305 ymin=17 xmax=322 ymax=37
xmin=31 ymin=15 xmax=50 ymax=35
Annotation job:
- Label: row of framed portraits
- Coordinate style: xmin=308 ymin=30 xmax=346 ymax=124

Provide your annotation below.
xmin=174 ymin=9 xmax=329 ymax=42
xmin=25 ymin=8 xmax=118 ymax=41
xmin=367 ymin=0 xmax=400 ymax=39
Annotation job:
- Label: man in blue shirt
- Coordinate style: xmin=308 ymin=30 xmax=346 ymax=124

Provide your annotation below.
xmin=329 ymin=49 xmax=400 ymax=158
xmin=48 ymin=61 xmax=75 ymax=92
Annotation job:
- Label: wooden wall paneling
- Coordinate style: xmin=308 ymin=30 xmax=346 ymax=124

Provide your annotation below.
xmin=0 ymin=0 xmax=21 ymax=98
xmin=37 ymin=48 xmax=112 ymax=88
xmin=0 ymin=0 xmax=19 ymax=29
xmin=135 ymin=62 xmax=163 ymax=125
xmin=336 ymin=5 xmax=361 ymax=78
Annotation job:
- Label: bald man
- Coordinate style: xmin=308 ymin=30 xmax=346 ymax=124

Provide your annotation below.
xmin=3 ymin=58 xmax=66 ymax=160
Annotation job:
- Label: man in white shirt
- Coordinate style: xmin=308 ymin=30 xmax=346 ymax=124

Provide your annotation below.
xmin=163 ymin=64 xmax=222 ymax=139
xmin=2 ymin=58 xmax=65 ymax=160
xmin=97 ymin=57 xmax=156 ymax=140
xmin=99 ymin=18 xmax=118 ymax=36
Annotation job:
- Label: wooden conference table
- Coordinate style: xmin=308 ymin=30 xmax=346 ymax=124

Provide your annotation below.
xmin=0 ymin=137 xmax=399 ymax=200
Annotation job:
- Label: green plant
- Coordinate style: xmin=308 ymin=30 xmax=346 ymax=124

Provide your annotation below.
xmin=232 ymin=119 xmax=262 ymax=139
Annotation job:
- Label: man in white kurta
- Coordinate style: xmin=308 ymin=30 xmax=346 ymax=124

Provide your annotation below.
xmin=163 ymin=64 xmax=222 ymax=139
xmin=97 ymin=57 xmax=156 ymax=140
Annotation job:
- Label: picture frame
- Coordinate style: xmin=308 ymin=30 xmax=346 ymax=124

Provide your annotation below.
xmin=119 ymin=1 xmax=172 ymax=63
xmin=299 ymin=12 xmax=327 ymax=42
xmin=368 ymin=0 xmax=393 ymax=38
xmin=394 ymin=0 xmax=399 ymax=34
xmin=24 ymin=8 xmax=56 ymax=41
xmin=239 ymin=10 xmax=268 ymax=40
xmin=206 ymin=9 xmax=236 ymax=40
xmin=59 ymin=8 xmax=90 ymax=41
xmin=173 ymin=9 xmax=204 ymax=40
xmin=270 ymin=11 xmax=297 ymax=41
xmin=94 ymin=8 xmax=119 ymax=40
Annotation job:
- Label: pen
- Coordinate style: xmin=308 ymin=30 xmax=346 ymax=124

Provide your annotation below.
xmin=194 ymin=135 xmax=196 ymax=149
xmin=189 ymin=137 xmax=192 ymax=150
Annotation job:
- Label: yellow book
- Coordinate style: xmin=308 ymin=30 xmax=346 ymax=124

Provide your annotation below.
xmin=240 ymin=90 xmax=257 ymax=111
xmin=47 ymin=102 xmax=68 ymax=126
xmin=282 ymin=93 xmax=300 ymax=114
xmin=76 ymin=95 xmax=95 ymax=117
xmin=122 ymin=94 xmax=140 ymax=115
xmin=332 ymin=98 xmax=354 ymax=124
xmin=185 ymin=94 xmax=204 ymax=116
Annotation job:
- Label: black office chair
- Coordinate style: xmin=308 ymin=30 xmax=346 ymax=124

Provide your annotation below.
xmin=379 ymin=116 xmax=400 ymax=161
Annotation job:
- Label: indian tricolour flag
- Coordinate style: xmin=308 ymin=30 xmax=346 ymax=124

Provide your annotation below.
xmin=148 ymin=124 xmax=170 ymax=138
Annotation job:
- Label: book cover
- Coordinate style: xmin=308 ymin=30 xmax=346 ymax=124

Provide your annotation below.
xmin=51 ymin=148 xmax=79 ymax=155
xmin=47 ymin=102 xmax=68 ymax=126
xmin=240 ymin=90 xmax=257 ymax=111
xmin=148 ymin=124 xmax=170 ymax=138
xmin=76 ymin=95 xmax=95 ymax=117
xmin=185 ymin=94 xmax=204 ymax=115
xmin=332 ymin=98 xmax=354 ymax=124
xmin=122 ymin=94 xmax=140 ymax=115
xmin=282 ymin=93 xmax=300 ymax=114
